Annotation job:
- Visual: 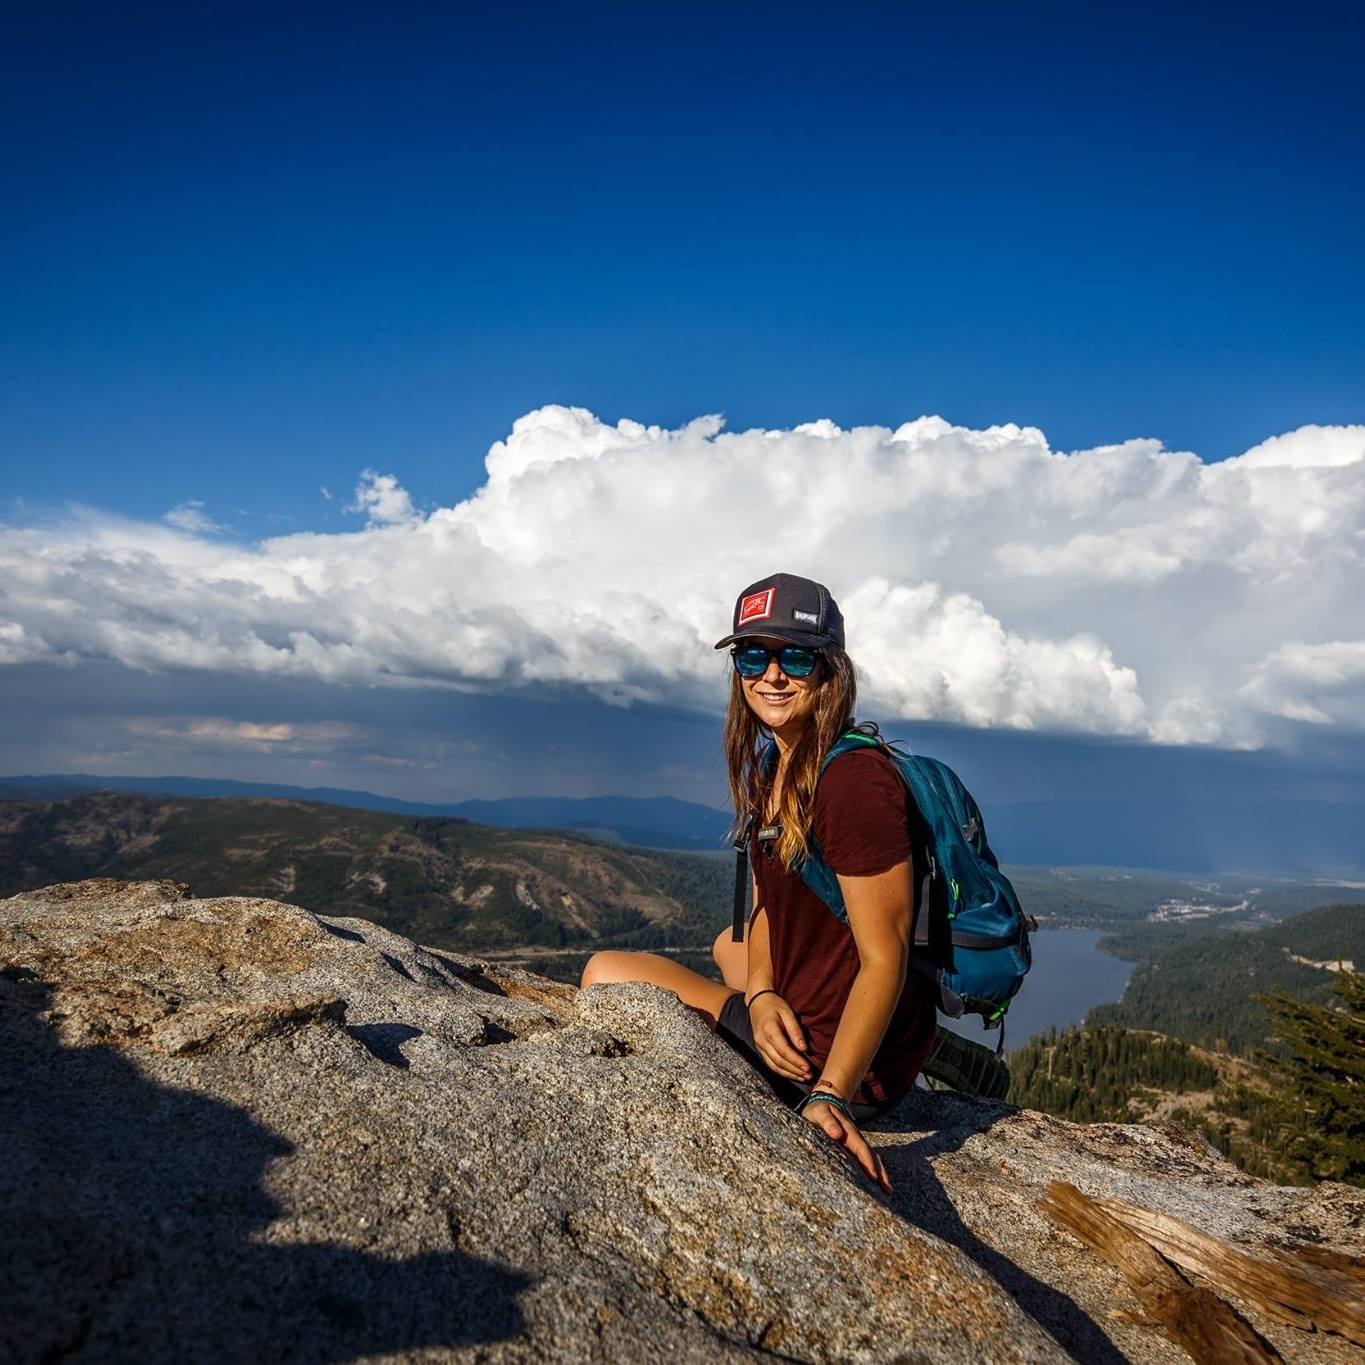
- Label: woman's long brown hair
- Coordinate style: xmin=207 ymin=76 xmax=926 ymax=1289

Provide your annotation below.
xmin=723 ymin=645 xmax=858 ymax=870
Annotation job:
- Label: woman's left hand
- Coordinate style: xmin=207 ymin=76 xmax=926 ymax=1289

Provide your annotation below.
xmin=800 ymin=1099 xmax=892 ymax=1194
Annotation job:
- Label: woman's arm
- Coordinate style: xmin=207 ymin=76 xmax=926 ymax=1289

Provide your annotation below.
xmin=744 ymin=879 xmax=774 ymax=995
xmin=811 ymin=857 xmax=913 ymax=1100
xmin=746 ymin=898 xmax=814 ymax=1081
xmin=796 ymin=856 xmax=911 ymax=1194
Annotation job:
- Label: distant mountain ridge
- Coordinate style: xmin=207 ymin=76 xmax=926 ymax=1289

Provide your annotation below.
xmin=5 ymin=771 xmax=1363 ymax=874
xmin=0 ymin=790 xmax=732 ymax=956
xmin=0 ymin=773 xmax=732 ymax=852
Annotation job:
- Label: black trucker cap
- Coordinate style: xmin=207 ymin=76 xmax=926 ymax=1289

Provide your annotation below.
xmin=713 ymin=572 xmax=845 ymax=651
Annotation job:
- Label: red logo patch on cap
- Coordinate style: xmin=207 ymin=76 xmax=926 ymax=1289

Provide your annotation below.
xmin=737 ymin=588 xmax=775 ymax=626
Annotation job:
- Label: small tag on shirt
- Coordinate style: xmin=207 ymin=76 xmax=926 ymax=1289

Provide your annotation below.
xmin=756 ymin=824 xmax=781 ymax=841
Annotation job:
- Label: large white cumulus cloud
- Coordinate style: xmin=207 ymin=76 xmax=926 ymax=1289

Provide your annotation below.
xmin=2 ymin=407 xmax=1363 ymax=747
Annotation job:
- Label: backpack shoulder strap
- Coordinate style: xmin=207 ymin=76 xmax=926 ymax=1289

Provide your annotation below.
xmin=730 ymin=818 xmax=752 ymax=943
xmin=799 ymin=727 xmax=912 ymax=923
xmin=818 ymin=725 xmax=888 ymax=775
xmin=760 ymin=738 xmax=779 ymax=776
xmin=731 ymin=739 xmax=781 ymax=941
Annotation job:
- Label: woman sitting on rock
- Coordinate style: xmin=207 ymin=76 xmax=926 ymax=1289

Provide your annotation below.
xmin=581 ymin=572 xmax=937 ymax=1194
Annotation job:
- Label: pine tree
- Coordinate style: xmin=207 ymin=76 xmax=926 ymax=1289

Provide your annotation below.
xmin=1253 ymin=971 xmax=1365 ymax=1187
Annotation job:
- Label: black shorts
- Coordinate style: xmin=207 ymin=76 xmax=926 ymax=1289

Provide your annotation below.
xmin=714 ymin=991 xmax=887 ymax=1123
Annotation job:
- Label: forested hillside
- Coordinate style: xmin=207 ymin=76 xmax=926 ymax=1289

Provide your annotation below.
xmin=0 ymin=792 xmax=731 ymax=959
xmin=1013 ymin=903 xmax=1365 ymax=1188
xmin=1087 ymin=903 xmax=1364 ymax=1051
xmin=1009 ymin=1024 xmax=1283 ymax=1174
xmin=1012 ymin=972 xmax=1365 ymax=1188
xmin=1262 ymin=901 xmax=1365 ymax=963
xmin=1009 ymin=1026 xmax=1218 ymax=1125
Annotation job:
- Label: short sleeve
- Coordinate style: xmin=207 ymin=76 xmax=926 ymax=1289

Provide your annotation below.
xmin=811 ymin=750 xmax=913 ymax=877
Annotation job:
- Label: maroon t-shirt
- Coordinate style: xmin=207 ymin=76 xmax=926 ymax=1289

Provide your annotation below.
xmin=751 ymin=747 xmax=937 ymax=1109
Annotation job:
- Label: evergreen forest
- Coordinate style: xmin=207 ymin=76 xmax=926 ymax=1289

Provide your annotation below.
xmin=1011 ymin=972 xmax=1365 ymax=1188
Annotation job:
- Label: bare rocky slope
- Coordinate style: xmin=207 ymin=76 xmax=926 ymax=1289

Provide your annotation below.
xmin=2 ymin=879 xmax=1361 ymax=1364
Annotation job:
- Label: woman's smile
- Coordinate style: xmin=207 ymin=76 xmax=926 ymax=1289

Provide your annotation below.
xmin=741 ymin=638 xmax=820 ymax=736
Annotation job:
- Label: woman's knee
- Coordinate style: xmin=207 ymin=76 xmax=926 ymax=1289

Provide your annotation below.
xmin=711 ymin=926 xmax=727 ymax=967
xmin=712 ymin=926 xmax=746 ymax=989
xmin=580 ymin=950 xmax=637 ymax=988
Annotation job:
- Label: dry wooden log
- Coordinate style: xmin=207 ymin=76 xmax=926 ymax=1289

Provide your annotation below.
xmin=1095 ymin=1195 xmax=1365 ymax=1347
xmin=1287 ymin=1242 xmax=1365 ymax=1291
xmin=1039 ymin=1181 xmax=1279 ymax=1365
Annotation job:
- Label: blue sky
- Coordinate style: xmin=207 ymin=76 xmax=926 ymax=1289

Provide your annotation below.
xmin=5 ymin=2 xmax=1362 ymax=533
xmin=2 ymin=3 xmax=1363 ymax=871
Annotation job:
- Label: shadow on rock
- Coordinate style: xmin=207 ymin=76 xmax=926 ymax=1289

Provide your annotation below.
xmin=0 ymin=970 xmax=531 ymax=1364
xmin=874 ymin=1091 xmax=1127 ymax=1365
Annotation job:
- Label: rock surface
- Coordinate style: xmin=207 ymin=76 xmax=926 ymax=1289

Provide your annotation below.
xmin=1 ymin=879 xmax=1360 ymax=1363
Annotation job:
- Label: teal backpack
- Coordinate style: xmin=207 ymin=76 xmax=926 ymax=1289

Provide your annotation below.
xmin=732 ymin=725 xmax=1034 ymax=1054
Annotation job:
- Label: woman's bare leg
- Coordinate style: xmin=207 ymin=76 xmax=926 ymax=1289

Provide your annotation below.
xmin=580 ymin=950 xmax=735 ymax=1027
xmin=711 ymin=925 xmax=747 ymax=992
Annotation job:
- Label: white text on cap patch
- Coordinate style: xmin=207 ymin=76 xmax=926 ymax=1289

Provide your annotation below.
xmin=737 ymin=588 xmax=775 ymax=626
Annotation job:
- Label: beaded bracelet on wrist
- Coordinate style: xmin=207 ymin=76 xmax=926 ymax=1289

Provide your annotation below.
xmin=797 ymin=1091 xmax=854 ymax=1119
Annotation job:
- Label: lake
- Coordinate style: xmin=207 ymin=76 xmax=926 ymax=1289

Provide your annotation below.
xmin=940 ymin=927 xmax=1134 ymax=1054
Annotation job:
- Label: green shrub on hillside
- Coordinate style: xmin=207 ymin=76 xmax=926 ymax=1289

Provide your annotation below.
xmin=1247 ymin=971 xmax=1365 ymax=1187
xmin=1009 ymin=1025 xmax=1216 ymax=1124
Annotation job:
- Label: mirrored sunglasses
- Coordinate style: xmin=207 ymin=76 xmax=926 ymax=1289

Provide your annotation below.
xmin=731 ymin=643 xmax=821 ymax=678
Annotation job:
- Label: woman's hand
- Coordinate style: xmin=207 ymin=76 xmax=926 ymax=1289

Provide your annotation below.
xmin=747 ymin=992 xmax=813 ymax=1082
xmin=800 ymin=1097 xmax=893 ymax=1194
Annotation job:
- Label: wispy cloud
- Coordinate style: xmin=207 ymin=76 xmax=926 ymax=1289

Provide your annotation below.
xmin=361 ymin=752 xmax=441 ymax=769
xmin=2 ymin=407 xmax=1362 ymax=747
xmin=163 ymin=500 xmax=225 ymax=534
xmin=125 ymin=717 xmax=363 ymax=753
